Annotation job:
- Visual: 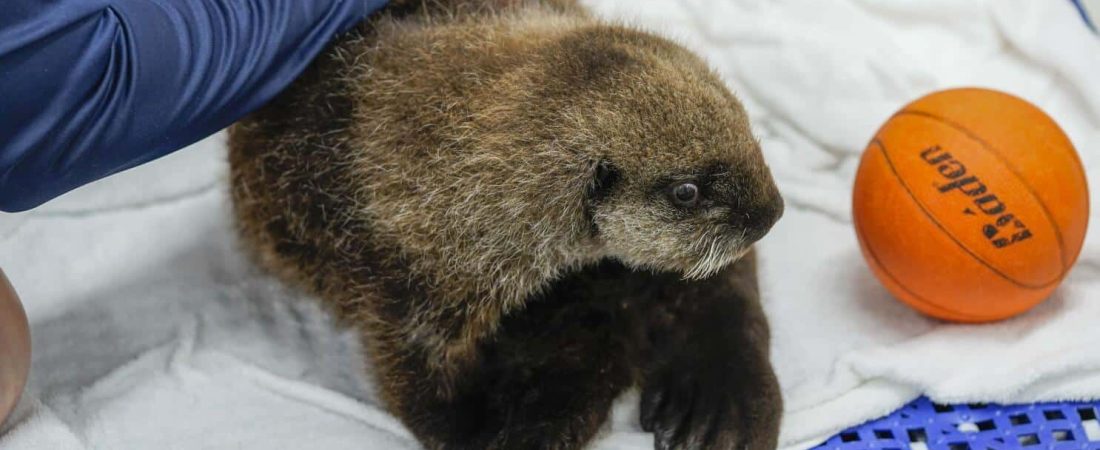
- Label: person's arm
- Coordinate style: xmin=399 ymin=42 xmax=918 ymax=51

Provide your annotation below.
xmin=0 ymin=0 xmax=387 ymax=212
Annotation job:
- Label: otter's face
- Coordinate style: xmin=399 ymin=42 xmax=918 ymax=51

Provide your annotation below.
xmin=546 ymin=26 xmax=784 ymax=279
xmin=588 ymin=152 xmax=783 ymax=279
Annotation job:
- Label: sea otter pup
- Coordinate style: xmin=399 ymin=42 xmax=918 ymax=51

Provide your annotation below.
xmin=229 ymin=0 xmax=785 ymax=448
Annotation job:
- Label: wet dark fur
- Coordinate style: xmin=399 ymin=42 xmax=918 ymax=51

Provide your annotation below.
xmin=229 ymin=0 xmax=783 ymax=448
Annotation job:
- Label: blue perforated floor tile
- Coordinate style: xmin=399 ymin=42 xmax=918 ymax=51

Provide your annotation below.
xmin=815 ymin=397 xmax=1100 ymax=449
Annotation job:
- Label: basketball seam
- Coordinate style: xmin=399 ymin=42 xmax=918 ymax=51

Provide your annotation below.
xmin=853 ymin=210 xmax=998 ymax=322
xmin=873 ymin=139 xmax=1061 ymax=290
xmin=894 ymin=109 xmax=1069 ymax=272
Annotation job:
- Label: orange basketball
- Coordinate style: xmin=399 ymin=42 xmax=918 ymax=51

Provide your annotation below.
xmin=0 ymin=270 xmax=29 ymax=425
xmin=853 ymin=88 xmax=1089 ymax=322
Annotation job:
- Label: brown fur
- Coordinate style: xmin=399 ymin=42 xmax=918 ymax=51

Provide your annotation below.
xmin=230 ymin=1 xmax=784 ymax=448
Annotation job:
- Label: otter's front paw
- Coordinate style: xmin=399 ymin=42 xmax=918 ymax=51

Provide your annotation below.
xmin=639 ymin=360 xmax=781 ymax=450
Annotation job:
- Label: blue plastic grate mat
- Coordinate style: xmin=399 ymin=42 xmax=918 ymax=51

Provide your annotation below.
xmin=814 ymin=396 xmax=1100 ymax=449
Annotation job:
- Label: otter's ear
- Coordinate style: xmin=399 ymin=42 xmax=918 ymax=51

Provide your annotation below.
xmin=586 ymin=160 xmax=620 ymax=202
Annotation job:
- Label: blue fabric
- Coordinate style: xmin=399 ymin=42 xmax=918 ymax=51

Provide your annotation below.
xmin=1071 ymin=0 xmax=1097 ymax=31
xmin=0 ymin=0 xmax=388 ymax=212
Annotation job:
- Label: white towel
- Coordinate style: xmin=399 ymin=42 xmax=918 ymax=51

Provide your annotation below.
xmin=1 ymin=1 xmax=1098 ymax=449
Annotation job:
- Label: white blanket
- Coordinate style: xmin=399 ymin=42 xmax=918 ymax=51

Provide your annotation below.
xmin=1 ymin=1 xmax=1098 ymax=449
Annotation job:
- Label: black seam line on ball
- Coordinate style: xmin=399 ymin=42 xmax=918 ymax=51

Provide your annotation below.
xmin=873 ymin=138 xmax=1061 ymax=290
xmin=891 ymin=108 xmax=1069 ymax=272
xmin=853 ymin=211 xmax=995 ymax=321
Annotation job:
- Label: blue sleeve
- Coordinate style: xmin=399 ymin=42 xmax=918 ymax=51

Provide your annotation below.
xmin=0 ymin=0 xmax=388 ymax=212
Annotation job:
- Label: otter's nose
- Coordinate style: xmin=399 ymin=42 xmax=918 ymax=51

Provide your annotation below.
xmin=731 ymin=190 xmax=783 ymax=244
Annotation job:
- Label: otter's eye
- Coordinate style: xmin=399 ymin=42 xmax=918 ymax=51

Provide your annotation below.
xmin=671 ymin=183 xmax=699 ymax=206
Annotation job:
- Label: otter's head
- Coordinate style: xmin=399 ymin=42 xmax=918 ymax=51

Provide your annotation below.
xmin=529 ymin=25 xmax=784 ymax=279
